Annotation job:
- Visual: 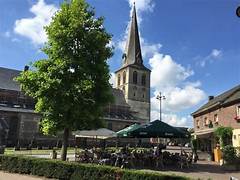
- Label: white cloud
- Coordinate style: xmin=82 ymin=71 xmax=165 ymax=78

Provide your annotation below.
xmin=211 ymin=49 xmax=222 ymax=58
xmin=128 ymin=0 xmax=154 ymax=24
xmin=162 ymin=114 xmax=192 ymax=127
xmin=197 ymin=49 xmax=223 ymax=67
xmin=151 ymin=110 xmax=192 ymax=127
xmin=141 ymin=37 xmax=162 ymax=58
xmin=109 ymin=72 xmax=116 ymax=87
xmin=106 ymin=40 xmax=115 ymax=48
xmin=149 ymin=53 xmax=206 ymax=113
xmin=128 ymin=0 xmax=154 ymax=13
xmin=149 ymin=53 xmax=193 ymax=89
xmin=14 ymin=0 xmax=58 ymax=45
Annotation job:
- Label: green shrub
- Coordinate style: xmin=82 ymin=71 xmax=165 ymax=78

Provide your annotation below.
xmin=214 ymin=126 xmax=233 ymax=148
xmin=0 ymin=155 xmax=190 ymax=180
xmin=222 ymin=145 xmax=237 ymax=164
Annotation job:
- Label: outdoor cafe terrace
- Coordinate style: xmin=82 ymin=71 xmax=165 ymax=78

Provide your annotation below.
xmin=73 ymin=120 xmax=192 ymax=170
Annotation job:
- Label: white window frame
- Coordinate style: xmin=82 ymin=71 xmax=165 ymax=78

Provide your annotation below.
xmin=214 ymin=114 xmax=218 ymax=123
xmin=237 ymin=105 xmax=240 ymax=117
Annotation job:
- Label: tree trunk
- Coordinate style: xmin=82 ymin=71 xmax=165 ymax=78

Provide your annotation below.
xmin=61 ymin=127 xmax=69 ymax=161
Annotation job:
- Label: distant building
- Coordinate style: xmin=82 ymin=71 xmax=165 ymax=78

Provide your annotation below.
xmin=0 ymin=4 xmax=150 ymax=146
xmin=192 ymin=85 xmax=240 ymax=152
xmin=0 ymin=67 xmax=41 ymax=146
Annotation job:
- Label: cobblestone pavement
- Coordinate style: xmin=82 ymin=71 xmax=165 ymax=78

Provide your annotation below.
xmin=143 ymin=160 xmax=240 ymax=180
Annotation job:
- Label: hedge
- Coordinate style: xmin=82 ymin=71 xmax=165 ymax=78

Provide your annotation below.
xmin=0 ymin=155 xmax=190 ymax=180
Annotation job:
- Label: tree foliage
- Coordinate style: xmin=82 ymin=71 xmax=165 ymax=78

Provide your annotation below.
xmin=16 ymin=0 xmax=113 ymax=135
xmin=214 ymin=126 xmax=233 ymax=148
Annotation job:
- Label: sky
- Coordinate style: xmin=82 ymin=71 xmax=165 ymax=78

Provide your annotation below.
xmin=0 ymin=0 xmax=240 ymax=127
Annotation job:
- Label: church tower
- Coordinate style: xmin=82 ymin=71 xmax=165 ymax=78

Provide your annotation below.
xmin=115 ymin=4 xmax=151 ymax=123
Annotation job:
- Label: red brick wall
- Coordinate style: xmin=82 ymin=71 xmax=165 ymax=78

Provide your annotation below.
xmin=194 ymin=103 xmax=240 ymax=131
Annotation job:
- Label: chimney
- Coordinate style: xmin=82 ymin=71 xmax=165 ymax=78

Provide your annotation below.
xmin=208 ymin=96 xmax=214 ymax=101
xmin=24 ymin=65 xmax=29 ymax=71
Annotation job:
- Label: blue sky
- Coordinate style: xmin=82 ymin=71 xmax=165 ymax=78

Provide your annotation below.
xmin=0 ymin=0 xmax=239 ymax=127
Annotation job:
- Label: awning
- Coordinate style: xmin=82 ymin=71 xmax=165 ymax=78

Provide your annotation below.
xmin=73 ymin=128 xmax=116 ymax=139
xmin=194 ymin=129 xmax=214 ymax=138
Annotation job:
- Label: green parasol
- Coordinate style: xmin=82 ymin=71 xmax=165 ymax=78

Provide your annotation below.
xmin=130 ymin=120 xmax=187 ymax=138
xmin=116 ymin=123 xmax=141 ymax=137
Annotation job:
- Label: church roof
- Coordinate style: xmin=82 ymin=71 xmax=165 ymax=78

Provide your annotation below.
xmin=192 ymin=84 xmax=240 ymax=116
xmin=111 ymin=88 xmax=130 ymax=107
xmin=120 ymin=4 xmax=150 ymax=71
xmin=0 ymin=67 xmax=21 ymax=91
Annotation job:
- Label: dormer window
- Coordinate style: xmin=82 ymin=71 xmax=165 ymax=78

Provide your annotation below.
xmin=133 ymin=71 xmax=137 ymax=84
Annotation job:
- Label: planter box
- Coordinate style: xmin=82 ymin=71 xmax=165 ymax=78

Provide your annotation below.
xmin=222 ymin=164 xmax=240 ymax=171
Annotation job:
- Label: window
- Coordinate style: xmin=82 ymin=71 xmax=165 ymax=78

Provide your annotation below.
xmin=133 ymin=92 xmax=136 ymax=97
xmin=118 ymin=74 xmax=121 ymax=86
xmin=237 ymin=106 xmax=240 ymax=116
xmin=123 ymin=71 xmax=126 ymax=84
xmin=133 ymin=71 xmax=138 ymax=84
xmin=142 ymin=74 xmax=146 ymax=86
xmin=204 ymin=117 xmax=208 ymax=126
xmin=214 ymin=114 xmax=218 ymax=123
xmin=196 ymin=120 xmax=200 ymax=128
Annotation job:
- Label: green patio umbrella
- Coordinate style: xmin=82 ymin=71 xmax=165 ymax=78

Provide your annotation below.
xmin=130 ymin=120 xmax=187 ymax=138
xmin=116 ymin=123 xmax=141 ymax=137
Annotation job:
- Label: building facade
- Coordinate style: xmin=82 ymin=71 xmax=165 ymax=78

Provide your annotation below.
xmin=0 ymin=67 xmax=41 ymax=146
xmin=192 ymin=85 xmax=240 ymax=152
xmin=0 ymin=5 xmax=150 ymax=145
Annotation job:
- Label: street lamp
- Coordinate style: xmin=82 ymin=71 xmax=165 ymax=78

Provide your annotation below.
xmin=156 ymin=92 xmax=166 ymax=121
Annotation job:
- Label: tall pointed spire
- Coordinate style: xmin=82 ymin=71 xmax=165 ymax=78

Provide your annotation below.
xmin=123 ymin=3 xmax=143 ymax=66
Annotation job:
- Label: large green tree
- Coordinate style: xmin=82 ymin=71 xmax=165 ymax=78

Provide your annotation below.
xmin=16 ymin=0 xmax=113 ymax=161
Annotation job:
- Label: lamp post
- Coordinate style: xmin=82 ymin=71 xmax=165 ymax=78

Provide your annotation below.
xmin=156 ymin=92 xmax=166 ymax=121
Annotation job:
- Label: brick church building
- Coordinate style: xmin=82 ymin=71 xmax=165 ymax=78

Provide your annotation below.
xmin=0 ymin=5 xmax=151 ymax=146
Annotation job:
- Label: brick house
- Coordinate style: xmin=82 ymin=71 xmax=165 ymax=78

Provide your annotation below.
xmin=192 ymin=85 xmax=240 ymax=152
